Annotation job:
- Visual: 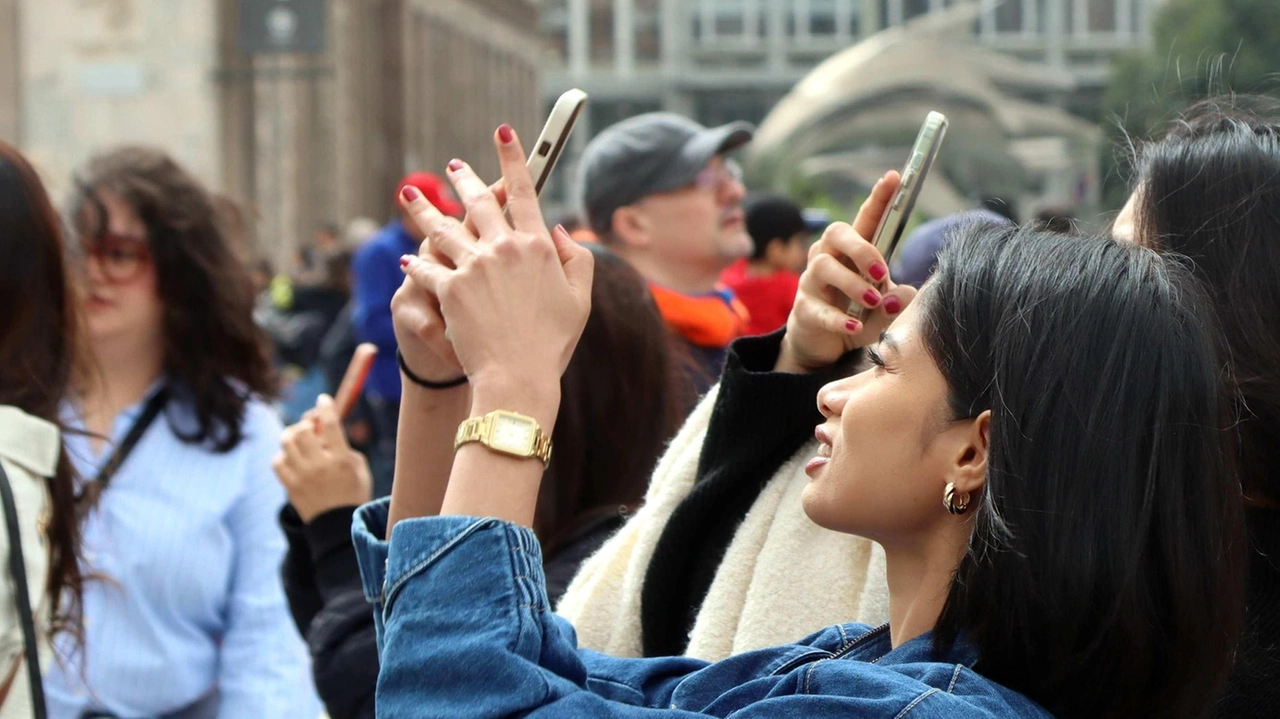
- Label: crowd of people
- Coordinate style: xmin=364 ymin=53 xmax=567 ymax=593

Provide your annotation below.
xmin=0 ymin=91 xmax=1277 ymax=719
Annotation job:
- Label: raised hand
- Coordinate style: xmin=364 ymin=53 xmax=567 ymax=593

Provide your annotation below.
xmin=777 ymin=171 xmax=918 ymax=374
xmin=273 ymin=395 xmax=373 ymax=523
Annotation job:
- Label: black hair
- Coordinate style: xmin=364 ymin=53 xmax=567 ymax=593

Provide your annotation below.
xmin=744 ymin=193 xmax=807 ymax=261
xmin=1133 ymin=95 xmax=1280 ymax=504
xmin=923 ymin=221 xmax=1244 ymax=718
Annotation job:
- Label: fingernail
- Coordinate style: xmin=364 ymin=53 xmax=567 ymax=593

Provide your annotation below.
xmin=498 ymin=124 xmax=514 ymax=144
xmin=862 ymin=289 xmax=881 ymax=307
xmin=399 ymin=255 xmax=413 ymax=269
xmin=448 ymin=159 xmax=464 ymax=172
xmin=554 ymin=224 xmax=567 ymax=235
xmin=884 ymin=296 xmax=902 ymax=315
xmin=869 ymin=262 xmax=888 ymax=282
xmin=401 ymin=186 xmax=421 ymax=203
xmin=845 ymin=318 xmax=862 ymax=334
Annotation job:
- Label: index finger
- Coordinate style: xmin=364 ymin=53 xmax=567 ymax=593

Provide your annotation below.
xmin=852 ymin=171 xmax=901 ymax=243
xmin=492 ymin=124 xmax=546 ymax=233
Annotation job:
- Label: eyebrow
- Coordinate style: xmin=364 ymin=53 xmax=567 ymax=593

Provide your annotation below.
xmin=879 ymin=332 xmax=900 ymax=354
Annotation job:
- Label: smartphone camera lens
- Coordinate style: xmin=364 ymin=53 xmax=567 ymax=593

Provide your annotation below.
xmin=538 ymin=141 xmax=553 ymax=156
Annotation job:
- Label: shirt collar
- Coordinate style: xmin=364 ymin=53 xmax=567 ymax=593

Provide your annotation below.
xmin=0 ymin=405 xmax=61 ymax=478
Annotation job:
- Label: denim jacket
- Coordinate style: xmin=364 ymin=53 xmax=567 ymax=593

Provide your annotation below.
xmin=352 ymin=500 xmax=1051 ymax=718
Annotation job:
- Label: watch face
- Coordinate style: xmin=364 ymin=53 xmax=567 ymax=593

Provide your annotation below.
xmin=490 ymin=413 xmax=537 ymax=455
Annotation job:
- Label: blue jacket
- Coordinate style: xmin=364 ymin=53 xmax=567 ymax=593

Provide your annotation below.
xmin=352 ymin=501 xmax=1051 ymax=718
xmin=352 ymin=220 xmax=418 ymax=402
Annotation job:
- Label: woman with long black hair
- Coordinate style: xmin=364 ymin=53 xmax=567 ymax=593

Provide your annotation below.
xmin=0 ymin=142 xmax=85 ymax=717
xmin=357 ymin=129 xmax=1244 ymax=718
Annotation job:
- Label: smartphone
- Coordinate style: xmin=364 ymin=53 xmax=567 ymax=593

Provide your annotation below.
xmin=526 ymin=88 xmax=588 ymax=195
xmin=333 ymin=343 xmax=378 ymax=420
xmin=848 ymin=111 xmax=949 ymax=317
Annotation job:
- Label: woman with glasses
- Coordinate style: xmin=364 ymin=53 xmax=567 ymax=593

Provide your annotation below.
xmin=42 ymin=147 xmax=320 ymax=718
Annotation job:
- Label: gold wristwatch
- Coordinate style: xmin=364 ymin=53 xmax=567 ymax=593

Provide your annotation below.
xmin=454 ymin=410 xmax=553 ymax=467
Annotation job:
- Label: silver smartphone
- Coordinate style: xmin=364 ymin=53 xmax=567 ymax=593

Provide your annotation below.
xmin=848 ymin=111 xmax=948 ymax=317
xmin=526 ymin=88 xmax=588 ymax=195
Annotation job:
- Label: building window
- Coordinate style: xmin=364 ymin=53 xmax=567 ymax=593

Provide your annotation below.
xmin=589 ymin=0 xmax=614 ymax=63
xmin=540 ymin=0 xmax=569 ymax=64
xmin=1088 ymin=0 xmax=1117 ymax=33
xmin=635 ymin=0 xmax=661 ymax=63
xmin=903 ymin=0 xmax=931 ymax=22
xmin=809 ymin=0 xmax=839 ymax=36
xmin=996 ymin=0 xmax=1025 ymax=33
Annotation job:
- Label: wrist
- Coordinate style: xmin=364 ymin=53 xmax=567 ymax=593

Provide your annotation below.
xmin=468 ymin=372 xmax=561 ymax=427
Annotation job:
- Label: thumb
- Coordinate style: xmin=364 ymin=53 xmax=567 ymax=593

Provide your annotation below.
xmin=552 ymin=224 xmax=595 ymax=298
xmin=314 ymin=394 xmax=350 ymax=450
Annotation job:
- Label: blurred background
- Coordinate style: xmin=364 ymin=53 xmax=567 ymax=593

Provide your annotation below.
xmin=1 ymin=0 xmax=1276 ymax=268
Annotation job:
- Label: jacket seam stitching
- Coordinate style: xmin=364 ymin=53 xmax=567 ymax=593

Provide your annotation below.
xmin=893 ymin=689 xmax=940 ymax=719
xmin=382 ymin=518 xmax=497 ymax=615
xmin=946 ymin=664 xmax=963 ymax=693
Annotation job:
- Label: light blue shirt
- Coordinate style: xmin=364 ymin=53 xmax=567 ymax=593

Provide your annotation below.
xmin=45 ymin=385 xmax=321 ymax=718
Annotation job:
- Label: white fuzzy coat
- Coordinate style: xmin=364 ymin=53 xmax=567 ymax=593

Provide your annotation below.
xmin=556 ymin=386 xmax=890 ymax=661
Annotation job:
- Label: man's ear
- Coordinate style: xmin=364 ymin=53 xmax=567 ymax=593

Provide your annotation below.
xmin=948 ymin=409 xmax=991 ymax=497
xmin=610 ymin=205 xmax=652 ymax=249
xmin=762 ymin=237 xmax=787 ymax=265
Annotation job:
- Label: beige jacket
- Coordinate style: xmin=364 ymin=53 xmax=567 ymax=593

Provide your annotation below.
xmin=0 ymin=406 xmax=56 ymax=718
xmin=556 ymin=386 xmax=890 ymax=662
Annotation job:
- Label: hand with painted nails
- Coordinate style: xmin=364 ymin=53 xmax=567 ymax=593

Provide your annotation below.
xmin=397 ymin=125 xmax=595 ymax=394
xmin=389 ymin=233 xmax=466 ymax=386
xmin=776 ymin=171 xmax=918 ymax=374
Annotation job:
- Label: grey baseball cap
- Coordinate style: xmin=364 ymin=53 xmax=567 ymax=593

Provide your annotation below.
xmin=577 ymin=112 xmax=754 ymax=236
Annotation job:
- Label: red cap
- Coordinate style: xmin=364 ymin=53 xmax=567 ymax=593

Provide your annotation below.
xmin=396 ymin=172 xmax=463 ymax=218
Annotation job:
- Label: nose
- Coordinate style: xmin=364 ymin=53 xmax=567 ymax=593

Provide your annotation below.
xmin=816 ymin=377 xmax=852 ymax=420
xmin=721 ymin=176 xmax=746 ymax=205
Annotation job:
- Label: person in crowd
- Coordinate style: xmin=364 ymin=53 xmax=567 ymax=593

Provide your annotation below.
xmin=273 ymin=241 xmax=682 ymax=719
xmin=360 ymin=129 xmax=1243 ymax=718
xmin=0 ymin=143 xmax=85 ymax=717
xmin=352 ymin=172 xmax=462 ymax=498
xmin=44 ymin=146 xmax=320 ymax=717
xmin=578 ymin=112 xmax=755 ymax=397
xmin=720 ymin=193 xmax=810 ymax=336
xmin=890 ymin=209 xmax=1012 ymax=288
xmin=1111 ymin=96 xmax=1280 ymax=717
xmin=556 ymin=171 xmax=909 ymax=662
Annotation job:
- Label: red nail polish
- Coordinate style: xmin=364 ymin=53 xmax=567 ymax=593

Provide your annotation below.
xmin=448 ymin=159 xmax=464 ymax=172
xmin=399 ymin=255 xmax=412 ymax=269
xmin=498 ymin=124 xmax=514 ymax=143
xmin=845 ymin=319 xmax=862 ymax=333
xmin=869 ymin=262 xmax=888 ymax=282
xmin=884 ymin=296 xmax=902 ymax=315
xmin=401 ymin=186 xmax=421 ymax=203
xmin=862 ymin=289 xmax=881 ymax=307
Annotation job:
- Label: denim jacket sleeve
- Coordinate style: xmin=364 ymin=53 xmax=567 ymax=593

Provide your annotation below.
xmin=351 ymin=500 xmax=1021 ymax=719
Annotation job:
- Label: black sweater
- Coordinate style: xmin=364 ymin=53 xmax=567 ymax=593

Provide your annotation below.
xmin=640 ymin=331 xmax=862 ymax=657
xmin=1216 ymin=507 xmax=1280 ymax=717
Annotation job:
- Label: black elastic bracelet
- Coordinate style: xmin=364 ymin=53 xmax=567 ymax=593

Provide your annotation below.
xmin=397 ymin=350 xmax=468 ymax=389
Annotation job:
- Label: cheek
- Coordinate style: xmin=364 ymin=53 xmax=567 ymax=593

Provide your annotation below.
xmin=803 ymin=382 xmax=945 ymax=536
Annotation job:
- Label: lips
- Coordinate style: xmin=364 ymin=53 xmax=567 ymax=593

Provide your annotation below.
xmin=807 ymin=426 xmax=834 ymax=476
xmin=721 ymin=209 xmax=745 ymax=227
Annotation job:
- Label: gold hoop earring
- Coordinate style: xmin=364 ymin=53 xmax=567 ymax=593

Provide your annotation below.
xmin=943 ymin=482 xmax=970 ymax=515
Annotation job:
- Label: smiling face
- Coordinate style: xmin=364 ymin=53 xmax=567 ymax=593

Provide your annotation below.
xmin=804 ymin=294 xmax=990 ymax=545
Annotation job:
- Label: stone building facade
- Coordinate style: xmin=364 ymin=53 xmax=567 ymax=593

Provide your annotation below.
xmin=0 ymin=0 xmax=542 ymax=268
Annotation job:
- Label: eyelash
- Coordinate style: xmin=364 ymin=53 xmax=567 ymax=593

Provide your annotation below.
xmin=867 ymin=347 xmax=886 ymax=369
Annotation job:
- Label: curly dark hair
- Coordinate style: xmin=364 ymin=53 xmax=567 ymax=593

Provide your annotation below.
xmin=71 ymin=147 xmax=276 ymax=452
xmin=0 ymin=142 xmax=86 ymax=645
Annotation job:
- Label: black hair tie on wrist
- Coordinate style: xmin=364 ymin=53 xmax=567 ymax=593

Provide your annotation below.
xmin=397 ymin=350 xmax=468 ymax=389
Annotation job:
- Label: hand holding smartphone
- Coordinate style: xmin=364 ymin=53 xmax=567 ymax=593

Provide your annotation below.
xmin=332 ymin=343 xmax=378 ymax=420
xmin=848 ymin=111 xmax=948 ymax=318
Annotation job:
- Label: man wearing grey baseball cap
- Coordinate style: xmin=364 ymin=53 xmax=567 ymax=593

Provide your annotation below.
xmin=578 ymin=112 xmax=754 ymax=395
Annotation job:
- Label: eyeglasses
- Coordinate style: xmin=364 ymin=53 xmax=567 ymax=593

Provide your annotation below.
xmin=79 ymin=232 xmax=151 ymax=284
xmin=693 ymin=159 xmax=744 ymax=192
